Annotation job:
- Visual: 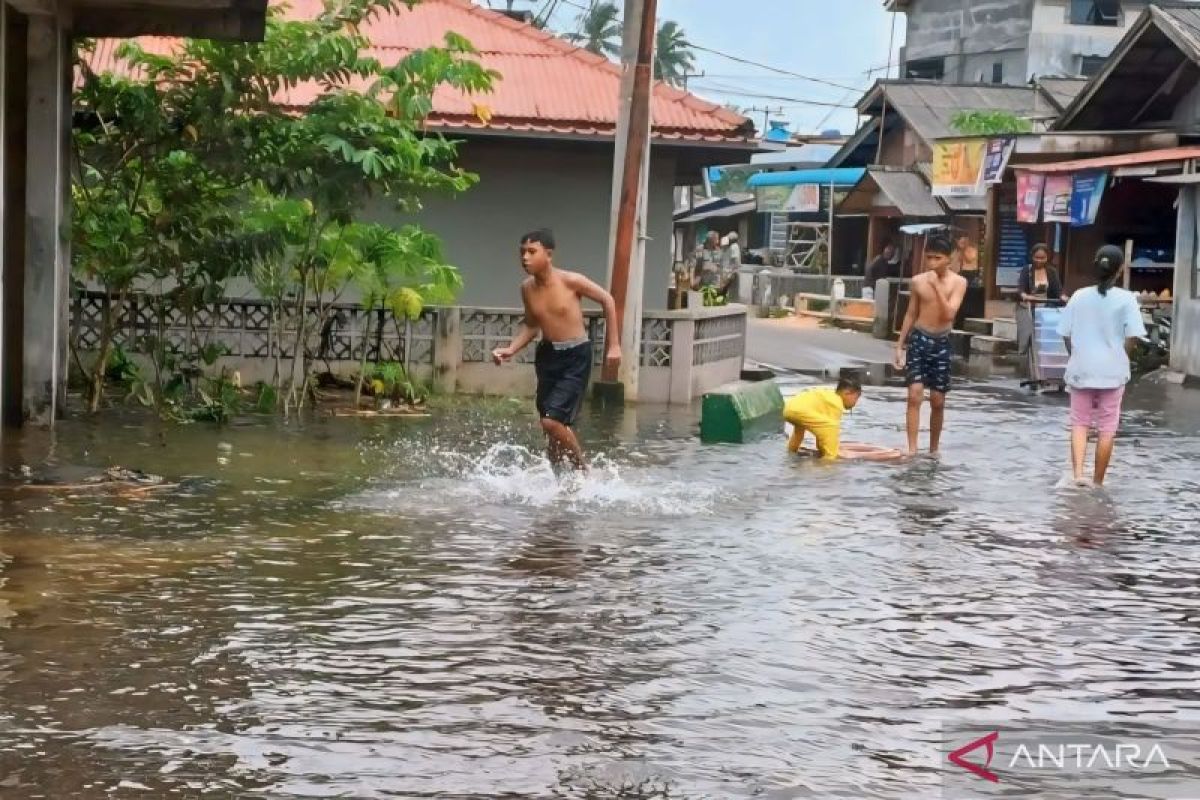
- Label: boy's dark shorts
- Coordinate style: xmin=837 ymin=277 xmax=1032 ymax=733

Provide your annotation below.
xmin=906 ymin=328 xmax=953 ymax=394
xmin=535 ymin=340 xmax=592 ymax=427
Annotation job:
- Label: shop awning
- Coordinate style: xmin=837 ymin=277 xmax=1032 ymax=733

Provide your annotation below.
xmin=674 ymin=197 xmax=757 ymax=224
xmin=1019 ymin=146 xmax=1200 ymax=173
xmin=839 ymin=169 xmax=946 ymax=218
xmin=941 ymin=195 xmax=987 ymax=214
xmin=746 ymin=168 xmax=865 ymax=188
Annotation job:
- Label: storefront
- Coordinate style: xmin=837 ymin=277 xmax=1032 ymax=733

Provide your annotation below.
xmin=745 ymin=168 xmax=865 ymax=272
xmin=1011 ymin=147 xmax=1200 ymax=299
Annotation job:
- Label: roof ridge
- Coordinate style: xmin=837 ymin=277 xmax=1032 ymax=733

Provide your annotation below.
xmin=424 ymin=0 xmax=748 ymax=128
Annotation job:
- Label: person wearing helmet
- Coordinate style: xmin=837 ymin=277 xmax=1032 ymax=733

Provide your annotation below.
xmin=1056 ymin=244 xmax=1147 ymax=487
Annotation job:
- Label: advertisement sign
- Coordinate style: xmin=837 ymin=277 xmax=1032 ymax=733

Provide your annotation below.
xmin=1042 ymin=174 xmax=1073 ymax=223
xmin=931 ymin=139 xmax=987 ymax=196
xmin=1069 ymin=170 xmax=1108 ymax=227
xmin=1016 ymin=172 xmax=1045 ymax=223
xmin=981 ymin=137 xmax=1016 ymax=184
xmin=756 ymin=184 xmax=822 ymax=214
xmin=755 ymin=185 xmax=791 ymax=214
xmin=790 ymin=184 xmax=821 ymax=213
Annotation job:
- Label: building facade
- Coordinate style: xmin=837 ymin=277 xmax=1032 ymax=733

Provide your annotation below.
xmin=887 ymin=0 xmax=1184 ymax=83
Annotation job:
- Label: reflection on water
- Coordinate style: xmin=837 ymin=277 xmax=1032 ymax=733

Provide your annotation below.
xmin=0 ymin=381 xmax=1197 ymax=798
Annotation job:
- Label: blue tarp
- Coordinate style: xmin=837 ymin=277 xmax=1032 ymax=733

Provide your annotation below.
xmin=747 ymin=168 xmax=866 ymax=188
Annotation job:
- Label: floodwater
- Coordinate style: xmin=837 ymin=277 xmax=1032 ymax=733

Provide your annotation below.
xmin=0 ymin=378 xmax=1198 ymax=799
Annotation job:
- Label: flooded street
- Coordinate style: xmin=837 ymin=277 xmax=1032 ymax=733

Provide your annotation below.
xmin=0 ymin=379 xmax=1198 ymax=798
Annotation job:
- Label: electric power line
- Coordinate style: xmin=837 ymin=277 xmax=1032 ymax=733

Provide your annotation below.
xmin=552 ymin=0 xmax=866 ymax=94
xmin=689 ymin=84 xmax=855 ymax=110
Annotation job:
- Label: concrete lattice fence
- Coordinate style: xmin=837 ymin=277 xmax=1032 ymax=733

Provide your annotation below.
xmin=71 ymin=291 xmax=747 ymax=404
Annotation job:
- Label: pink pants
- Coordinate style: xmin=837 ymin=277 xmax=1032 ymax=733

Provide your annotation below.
xmin=1069 ymin=386 xmax=1125 ymax=435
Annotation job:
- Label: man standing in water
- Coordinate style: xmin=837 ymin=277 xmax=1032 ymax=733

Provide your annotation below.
xmin=895 ymin=236 xmax=967 ymax=455
xmin=492 ymin=230 xmax=621 ymax=470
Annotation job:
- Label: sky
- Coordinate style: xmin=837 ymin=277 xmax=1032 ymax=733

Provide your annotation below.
xmin=491 ymin=0 xmax=904 ymax=136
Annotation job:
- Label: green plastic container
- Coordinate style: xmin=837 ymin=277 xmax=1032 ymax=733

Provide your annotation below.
xmin=700 ymin=380 xmax=784 ymax=444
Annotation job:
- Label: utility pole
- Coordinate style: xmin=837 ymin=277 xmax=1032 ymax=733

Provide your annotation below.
xmin=599 ymin=0 xmax=656 ymax=397
xmin=747 ymin=105 xmax=783 ymax=137
xmin=680 ymin=70 xmax=704 ymax=90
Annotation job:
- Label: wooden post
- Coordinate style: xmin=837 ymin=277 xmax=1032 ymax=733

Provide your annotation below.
xmin=601 ymin=0 xmax=656 ymax=391
xmin=984 ymin=184 xmax=998 ymax=302
xmin=1123 ymin=238 xmax=1134 ymax=290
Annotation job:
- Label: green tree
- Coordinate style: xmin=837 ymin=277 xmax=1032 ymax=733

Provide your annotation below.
xmin=74 ymin=0 xmax=495 ymax=416
xmin=73 ymin=54 xmax=254 ymax=413
xmin=950 ymin=110 xmax=1033 ymax=135
xmin=568 ymin=1 xmax=621 ymax=58
xmin=654 ymin=20 xmax=695 ymax=86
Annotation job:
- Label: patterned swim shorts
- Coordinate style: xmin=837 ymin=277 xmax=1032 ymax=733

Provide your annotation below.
xmin=906 ymin=329 xmax=953 ymax=394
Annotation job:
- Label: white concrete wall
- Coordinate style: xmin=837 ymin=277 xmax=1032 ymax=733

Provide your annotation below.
xmin=901 ymin=0 xmax=1149 ymax=82
xmin=372 ymin=139 xmax=678 ymax=311
xmin=1171 ymin=186 xmax=1200 ymax=379
xmin=1028 ymin=0 xmax=1148 ymax=78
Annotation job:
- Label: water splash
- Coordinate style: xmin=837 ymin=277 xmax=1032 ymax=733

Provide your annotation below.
xmin=350 ymin=442 xmax=717 ymax=517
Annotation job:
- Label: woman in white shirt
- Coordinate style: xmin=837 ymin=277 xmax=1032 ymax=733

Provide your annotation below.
xmin=1056 ymin=245 xmax=1147 ymax=487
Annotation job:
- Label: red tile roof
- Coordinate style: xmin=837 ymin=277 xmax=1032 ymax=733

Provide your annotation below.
xmin=84 ymin=0 xmax=755 ymax=145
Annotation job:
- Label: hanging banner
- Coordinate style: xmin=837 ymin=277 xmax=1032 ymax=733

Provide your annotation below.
xmin=756 ymin=184 xmax=823 ymax=214
xmin=788 ymin=184 xmax=821 ymax=213
xmin=981 ymin=137 xmax=1016 ymax=184
xmin=1016 ymin=172 xmax=1045 ymax=223
xmin=1043 ymin=174 xmax=1073 ymax=223
xmin=755 ymin=186 xmax=791 ymax=214
xmin=930 ymin=139 xmax=987 ymax=196
xmin=1069 ymin=170 xmax=1108 ymax=227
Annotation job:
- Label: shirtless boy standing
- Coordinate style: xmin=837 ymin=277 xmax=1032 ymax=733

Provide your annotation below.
xmin=492 ymin=230 xmax=621 ymax=470
xmin=894 ymin=236 xmax=967 ymax=455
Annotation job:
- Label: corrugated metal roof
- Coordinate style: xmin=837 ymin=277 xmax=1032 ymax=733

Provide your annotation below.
xmin=83 ymin=0 xmax=754 ymax=145
xmin=1037 ymin=78 xmax=1088 ymax=112
xmin=867 ymin=169 xmax=945 ymax=218
xmin=674 ymin=197 xmax=757 ymax=224
xmin=1157 ymin=3 xmax=1200 ymax=61
xmin=861 ymin=81 xmax=1049 ymax=143
xmin=746 ymin=168 xmax=865 ymax=188
xmin=838 ymin=169 xmax=946 ymax=219
xmin=1019 ymin=145 xmax=1200 ymax=173
xmin=1054 ymin=3 xmax=1200 ymax=130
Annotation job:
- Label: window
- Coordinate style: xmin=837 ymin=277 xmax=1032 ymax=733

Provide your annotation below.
xmin=1070 ymin=0 xmax=1121 ymax=26
xmin=905 ymin=57 xmax=945 ymax=80
xmin=992 ymin=62 xmax=1004 ymax=84
xmin=1079 ymin=55 xmax=1107 ymax=77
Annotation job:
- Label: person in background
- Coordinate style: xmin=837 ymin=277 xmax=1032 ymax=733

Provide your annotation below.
xmin=1016 ymin=243 xmax=1070 ymax=362
xmin=950 ymin=234 xmax=980 ymax=283
xmin=691 ymin=231 xmax=722 ymax=289
xmin=1056 ymin=245 xmax=1146 ymax=487
xmin=864 ymin=242 xmax=901 ymax=300
xmin=722 ymin=232 xmax=742 ymax=272
xmin=720 ymin=232 xmax=742 ymax=298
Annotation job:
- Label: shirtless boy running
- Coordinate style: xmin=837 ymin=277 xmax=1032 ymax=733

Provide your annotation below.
xmin=894 ymin=236 xmax=967 ymax=455
xmin=492 ymin=230 xmax=621 ymax=470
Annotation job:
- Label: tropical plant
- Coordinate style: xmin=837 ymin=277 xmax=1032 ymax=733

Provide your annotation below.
xmin=568 ymin=1 xmax=621 ymax=58
xmin=654 ymin=20 xmax=695 ymax=86
xmin=365 ymin=361 xmax=428 ymax=406
xmin=700 ymin=285 xmax=726 ymax=307
xmin=72 ymin=0 xmax=495 ymax=419
xmin=950 ymin=110 xmax=1033 ymax=135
